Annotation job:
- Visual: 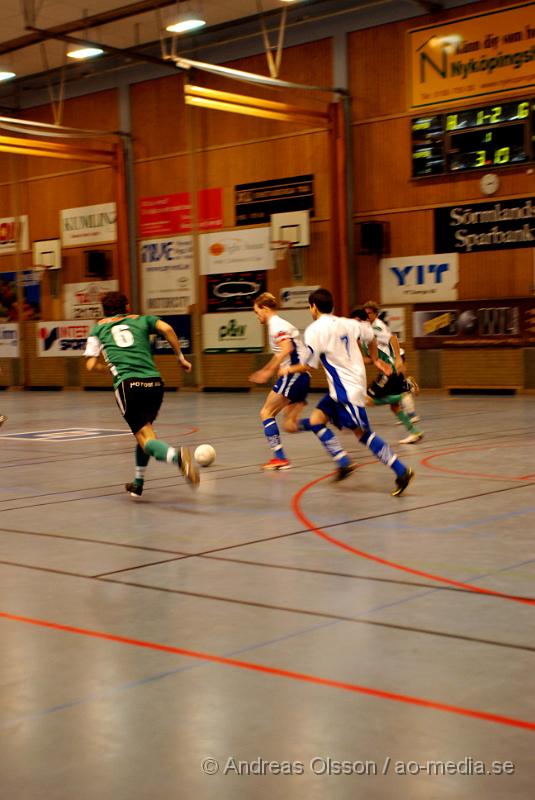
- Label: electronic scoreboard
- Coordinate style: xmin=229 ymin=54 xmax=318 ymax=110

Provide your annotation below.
xmin=411 ymin=98 xmax=534 ymax=177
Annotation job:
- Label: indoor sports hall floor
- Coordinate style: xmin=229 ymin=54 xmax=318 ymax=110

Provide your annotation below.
xmin=0 ymin=389 xmax=534 ymax=799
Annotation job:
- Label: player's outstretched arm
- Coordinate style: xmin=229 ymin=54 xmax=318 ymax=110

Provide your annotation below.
xmin=249 ymin=338 xmax=293 ymax=384
xmin=155 ymin=320 xmax=192 ymax=372
xmin=367 ymin=338 xmax=391 ymax=376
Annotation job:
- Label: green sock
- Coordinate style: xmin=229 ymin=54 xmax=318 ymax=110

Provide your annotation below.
xmin=144 ymin=438 xmax=179 ymax=464
xmin=134 ymin=444 xmax=151 ymax=487
xmin=373 ymin=394 xmax=402 ymax=406
xmin=397 ymin=410 xmax=417 ymax=433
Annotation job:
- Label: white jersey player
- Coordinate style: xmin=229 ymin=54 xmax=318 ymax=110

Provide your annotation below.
xmin=281 ymin=288 xmax=414 ymax=496
xmin=249 ymin=293 xmax=310 ymax=470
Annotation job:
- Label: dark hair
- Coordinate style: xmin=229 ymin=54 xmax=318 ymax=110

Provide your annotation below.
xmin=349 ymin=307 xmax=368 ymax=321
xmin=308 ymin=288 xmax=333 ymax=313
xmin=102 ymin=291 xmax=128 ymax=316
xmin=254 ymin=292 xmax=278 ymax=310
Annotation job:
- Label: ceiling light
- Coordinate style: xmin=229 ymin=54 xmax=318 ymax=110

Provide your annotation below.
xmin=67 ymin=47 xmax=104 ymax=60
xmin=0 ymin=70 xmax=16 ymax=82
xmin=166 ymin=18 xmax=206 ymax=34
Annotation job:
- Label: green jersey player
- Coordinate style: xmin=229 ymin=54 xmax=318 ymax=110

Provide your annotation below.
xmin=84 ymin=291 xmax=199 ymax=496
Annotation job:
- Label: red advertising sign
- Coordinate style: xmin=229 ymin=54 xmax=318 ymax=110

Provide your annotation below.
xmin=139 ymin=189 xmax=222 ymax=237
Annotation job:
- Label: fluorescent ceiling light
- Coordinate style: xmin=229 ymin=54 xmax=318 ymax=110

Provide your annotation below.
xmin=166 ymin=18 xmax=206 ymax=33
xmin=67 ymin=47 xmax=104 ymax=60
xmin=0 ymin=70 xmax=16 ymax=81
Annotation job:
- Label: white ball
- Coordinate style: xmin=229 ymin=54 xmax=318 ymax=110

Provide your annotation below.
xmin=194 ymin=444 xmax=216 ymax=467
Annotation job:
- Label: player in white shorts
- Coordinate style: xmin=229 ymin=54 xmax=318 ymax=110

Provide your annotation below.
xmin=249 ymin=292 xmax=310 ymax=470
xmin=281 ymin=288 xmax=413 ymax=496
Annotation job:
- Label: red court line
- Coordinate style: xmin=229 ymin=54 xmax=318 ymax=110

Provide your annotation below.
xmin=291 ymin=471 xmax=535 ymax=606
xmin=1 ymin=610 xmax=534 ymax=732
xmin=421 ymin=441 xmax=535 ymax=483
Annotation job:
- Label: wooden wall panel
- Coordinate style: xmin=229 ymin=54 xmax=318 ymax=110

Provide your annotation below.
xmin=458 ymin=250 xmax=533 ymax=299
xmin=442 ymin=348 xmax=523 ymax=388
xmin=348 ymin=22 xmax=408 ymax=120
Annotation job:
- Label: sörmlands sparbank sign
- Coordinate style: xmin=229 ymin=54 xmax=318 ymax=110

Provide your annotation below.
xmin=435 ymin=198 xmax=535 ymax=253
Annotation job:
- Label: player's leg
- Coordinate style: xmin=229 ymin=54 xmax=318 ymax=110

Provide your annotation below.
xmin=260 ymin=390 xmax=291 ymax=469
xmin=389 ymin=400 xmax=423 ymax=443
xmin=118 ymin=378 xmax=198 ymax=492
xmin=305 ymin=401 xmax=356 ymax=480
xmin=281 ymin=372 xmax=310 ymax=433
xmin=353 ymin=407 xmax=413 ymax=496
xmin=282 ymin=401 xmax=305 ymax=433
xmin=0 ymin=415 xmax=7 ymax=427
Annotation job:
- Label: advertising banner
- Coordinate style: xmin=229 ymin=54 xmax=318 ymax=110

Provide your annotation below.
xmin=152 ymin=315 xmax=192 ymax=355
xmin=61 ymin=203 xmax=117 ymax=247
xmin=235 ymin=175 xmax=314 ymax=225
xmin=435 ymin=198 xmax=535 ymax=253
xmin=380 ymin=254 xmax=459 ymax=303
xmin=202 ymin=311 xmax=264 ymax=353
xmin=279 ymin=285 xmax=320 ymax=308
xmin=409 ymin=3 xmax=535 ymax=108
xmin=0 ymin=270 xmax=41 ymax=321
xmin=380 ymin=307 xmax=406 ymax=343
xmin=37 ymin=321 xmax=92 ymax=357
xmin=140 ymin=235 xmax=195 ymax=314
xmin=63 ymin=280 xmax=118 ymax=320
xmin=0 ymin=323 xmax=20 ymax=357
xmin=0 ymin=216 xmax=29 ymax=255
xmin=200 ymin=227 xmax=273 ymax=275
xmin=413 ymin=298 xmax=535 ymax=348
xmin=207 ymin=270 xmax=267 ymax=312
xmin=139 ymin=189 xmax=223 ymax=237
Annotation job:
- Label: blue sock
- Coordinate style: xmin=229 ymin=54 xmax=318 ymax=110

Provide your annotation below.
xmin=298 ymin=418 xmax=313 ymax=431
xmin=309 ymin=423 xmax=351 ymax=468
xmin=262 ymin=418 xmax=287 ymax=460
xmin=359 ymin=431 xmax=406 ymax=477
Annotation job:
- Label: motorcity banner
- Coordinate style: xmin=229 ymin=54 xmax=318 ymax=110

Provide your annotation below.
xmin=235 ymin=175 xmax=314 ymax=225
xmin=413 ymin=298 xmax=535 ymax=348
xmin=139 ymin=189 xmax=223 ymax=237
xmin=200 ymin=227 xmax=273 ymax=275
xmin=61 ymin=203 xmax=117 ymax=247
xmin=140 ymin=235 xmax=195 ymax=314
xmin=207 ymin=270 xmax=267 ymax=312
xmin=0 ymin=323 xmax=20 ymax=357
xmin=409 ymin=3 xmax=535 ymax=109
xmin=37 ymin=321 xmax=92 ymax=356
xmin=380 ymin=253 xmax=459 ymax=303
xmin=63 ymin=280 xmax=118 ymax=319
xmin=202 ymin=311 xmax=264 ymax=353
xmin=435 ymin=198 xmax=535 ymax=253
xmin=151 ymin=315 xmax=192 ymax=355
xmin=0 ymin=270 xmax=41 ymax=321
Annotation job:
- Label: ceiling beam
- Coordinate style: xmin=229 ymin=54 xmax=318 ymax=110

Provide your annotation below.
xmin=0 ymin=0 xmax=179 ymax=56
xmin=27 ymin=27 xmax=174 ymax=70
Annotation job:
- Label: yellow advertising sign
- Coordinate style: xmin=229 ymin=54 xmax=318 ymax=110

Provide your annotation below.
xmin=409 ymin=2 xmax=535 ymax=108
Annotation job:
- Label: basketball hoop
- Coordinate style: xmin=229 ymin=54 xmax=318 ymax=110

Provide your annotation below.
xmin=271 ymin=239 xmax=293 ymax=263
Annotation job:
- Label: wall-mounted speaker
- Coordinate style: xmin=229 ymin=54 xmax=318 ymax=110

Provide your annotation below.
xmin=85 ymin=250 xmax=111 ymax=279
xmin=358 ymin=221 xmax=390 ymax=255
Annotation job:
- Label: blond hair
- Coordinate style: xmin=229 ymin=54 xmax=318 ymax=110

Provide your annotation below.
xmin=254 ymin=292 xmax=278 ymax=310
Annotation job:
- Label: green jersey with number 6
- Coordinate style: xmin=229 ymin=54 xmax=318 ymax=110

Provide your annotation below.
xmin=85 ymin=314 xmax=160 ymax=388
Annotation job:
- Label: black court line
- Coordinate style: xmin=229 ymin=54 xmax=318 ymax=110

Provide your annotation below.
xmin=0 ymin=524 xmax=505 ymax=596
xmin=0 ymin=520 xmax=529 ymax=599
xmin=0 ymin=422 xmax=532 ymax=475
xmin=0 ymin=425 xmax=533 ymax=507
xmin=0 ymin=558 xmax=533 ymax=655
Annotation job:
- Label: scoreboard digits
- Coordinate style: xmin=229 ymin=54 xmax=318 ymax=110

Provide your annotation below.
xmin=412 ymin=98 xmax=534 ymax=177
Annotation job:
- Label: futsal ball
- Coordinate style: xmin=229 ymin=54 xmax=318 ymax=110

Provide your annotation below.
xmin=194 ymin=444 xmax=216 ymax=467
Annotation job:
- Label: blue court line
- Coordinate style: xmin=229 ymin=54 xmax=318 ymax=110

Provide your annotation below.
xmin=1 ymin=554 xmax=532 ymax=730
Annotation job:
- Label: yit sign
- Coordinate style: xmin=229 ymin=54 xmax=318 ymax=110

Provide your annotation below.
xmin=380 ymin=254 xmax=459 ymax=303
